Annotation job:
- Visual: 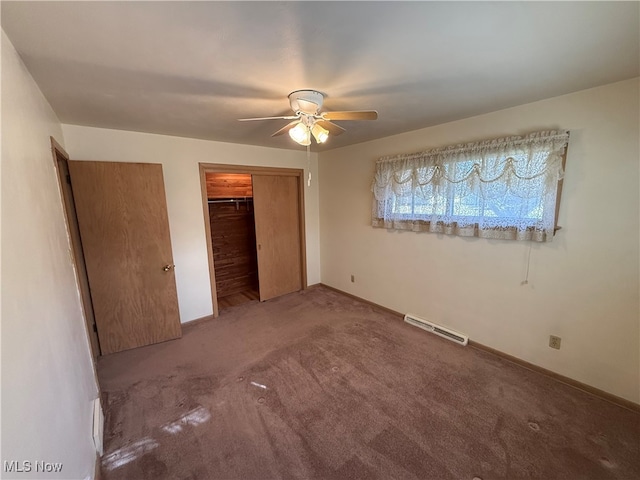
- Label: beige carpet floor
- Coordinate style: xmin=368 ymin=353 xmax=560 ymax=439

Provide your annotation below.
xmin=97 ymin=286 xmax=640 ymax=479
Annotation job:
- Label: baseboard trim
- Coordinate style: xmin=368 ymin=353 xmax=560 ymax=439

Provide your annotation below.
xmin=182 ymin=314 xmax=215 ymax=330
xmin=467 ymin=341 xmax=640 ymax=413
xmin=320 ymin=283 xmax=405 ymax=318
xmin=318 ymin=283 xmax=640 ymax=413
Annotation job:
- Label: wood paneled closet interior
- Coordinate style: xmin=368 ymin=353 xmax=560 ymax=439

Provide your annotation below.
xmin=206 ymin=173 xmax=259 ymax=309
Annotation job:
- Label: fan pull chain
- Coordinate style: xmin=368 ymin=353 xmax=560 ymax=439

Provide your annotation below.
xmin=307 ymin=143 xmax=312 ymax=187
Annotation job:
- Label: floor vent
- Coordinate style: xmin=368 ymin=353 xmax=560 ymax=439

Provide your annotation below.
xmin=404 ymin=313 xmax=468 ymax=346
xmin=93 ymin=398 xmax=104 ymax=456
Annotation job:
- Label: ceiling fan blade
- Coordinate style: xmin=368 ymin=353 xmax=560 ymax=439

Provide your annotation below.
xmin=317 ymin=120 xmax=346 ymax=136
xmin=322 ymin=110 xmax=378 ymax=121
xmin=271 ymin=121 xmax=300 ymax=137
xmin=238 ymin=115 xmax=298 ymax=122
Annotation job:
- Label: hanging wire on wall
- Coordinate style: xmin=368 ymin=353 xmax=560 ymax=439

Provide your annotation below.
xmin=521 ymin=241 xmax=533 ymax=285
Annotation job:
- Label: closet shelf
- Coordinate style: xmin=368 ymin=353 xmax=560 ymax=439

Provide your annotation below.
xmin=207 ymin=198 xmax=253 ymax=204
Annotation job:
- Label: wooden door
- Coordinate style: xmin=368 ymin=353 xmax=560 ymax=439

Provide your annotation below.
xmin=69 ymin=161 xmax=182 ymax=354
xmin=252 ymin=175 xmax=303 ymax=301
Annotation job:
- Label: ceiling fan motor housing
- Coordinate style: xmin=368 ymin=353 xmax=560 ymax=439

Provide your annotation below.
xmin=288 ymin=90 xmax=325 ymax=114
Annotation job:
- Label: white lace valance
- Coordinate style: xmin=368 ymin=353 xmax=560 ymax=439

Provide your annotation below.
xmin=371 ymin=130 xmax=570 ymax=242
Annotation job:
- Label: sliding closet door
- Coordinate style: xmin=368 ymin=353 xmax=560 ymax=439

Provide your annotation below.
xmin=68 ymin=161 xmax=182 ymax=354
xmin=252 ymin=174 xmax=303 ymax=301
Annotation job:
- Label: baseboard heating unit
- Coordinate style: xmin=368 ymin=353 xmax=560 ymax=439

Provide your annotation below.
xmin=404 ymin=313 xmax=468 ymax=346
xmin=93 ymin=398 xmax=104 ymax=456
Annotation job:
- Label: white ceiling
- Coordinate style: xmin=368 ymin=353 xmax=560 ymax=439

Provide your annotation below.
xmin=3 ymin=1 xmax=639 ymax=151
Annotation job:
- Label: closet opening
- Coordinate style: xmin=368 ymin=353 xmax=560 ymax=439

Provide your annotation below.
xmin=206 ymin=173 xmax=259 ymax=311
xmin=200 ymin=163 xmax=307 ymax=318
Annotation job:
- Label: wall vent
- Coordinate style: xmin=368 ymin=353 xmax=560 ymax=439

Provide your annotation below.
xmin=93 ymin=398 xmax=104 ymax=456
xmin=404 ymin=313 xmax=468 ymax=346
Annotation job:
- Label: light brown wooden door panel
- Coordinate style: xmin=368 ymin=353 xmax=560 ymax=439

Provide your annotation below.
xmin=252 ymin=174 xmax=302 ymax=301
xmin=68 ymin=161 xmax=181 ymax=354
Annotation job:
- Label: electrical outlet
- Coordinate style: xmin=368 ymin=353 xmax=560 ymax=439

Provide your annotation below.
xmin=549 ymin=335 xmax=561 ymax=350
xmin=350 ymin=275 xmax=355 ymax=283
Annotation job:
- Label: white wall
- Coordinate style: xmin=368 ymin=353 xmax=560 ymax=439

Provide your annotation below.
xmin=62 ymin=125 xmax=320 ymax=323
xmin=1 ymin=31 xmax=99 ymax=479
xmin=319 ymin=78 xmax=640 ymax=403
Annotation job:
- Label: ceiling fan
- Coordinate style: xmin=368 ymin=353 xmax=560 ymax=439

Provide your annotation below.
xmin=238 ymin=89 xmax=378 ymax=146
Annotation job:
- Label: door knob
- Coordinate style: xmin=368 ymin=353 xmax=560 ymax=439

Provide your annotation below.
xmin=163 ymin=264 xmax=175 ymax=272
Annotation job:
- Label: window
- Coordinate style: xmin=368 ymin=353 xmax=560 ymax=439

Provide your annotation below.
xmin=372 ymin=131 xmax=569 ymax=242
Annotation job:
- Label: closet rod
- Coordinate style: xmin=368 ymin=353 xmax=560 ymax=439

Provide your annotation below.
xmin=207 ymin=198 xmax=253 ymax=204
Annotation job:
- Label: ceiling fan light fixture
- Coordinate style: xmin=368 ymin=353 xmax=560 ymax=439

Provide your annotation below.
xmin=289 ymin=122 xmax=311 ymax=146
xmin=239 ymin=89 xmax=377 ymax=145
xmin=311 ymin=123 xmax=329 ymax=144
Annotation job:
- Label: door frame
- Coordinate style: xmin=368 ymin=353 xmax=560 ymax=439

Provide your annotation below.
xmin=50 ymin=137 xmax=101 ymax=359
xmin=199 ymin=163 xmax=307 ymax=317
